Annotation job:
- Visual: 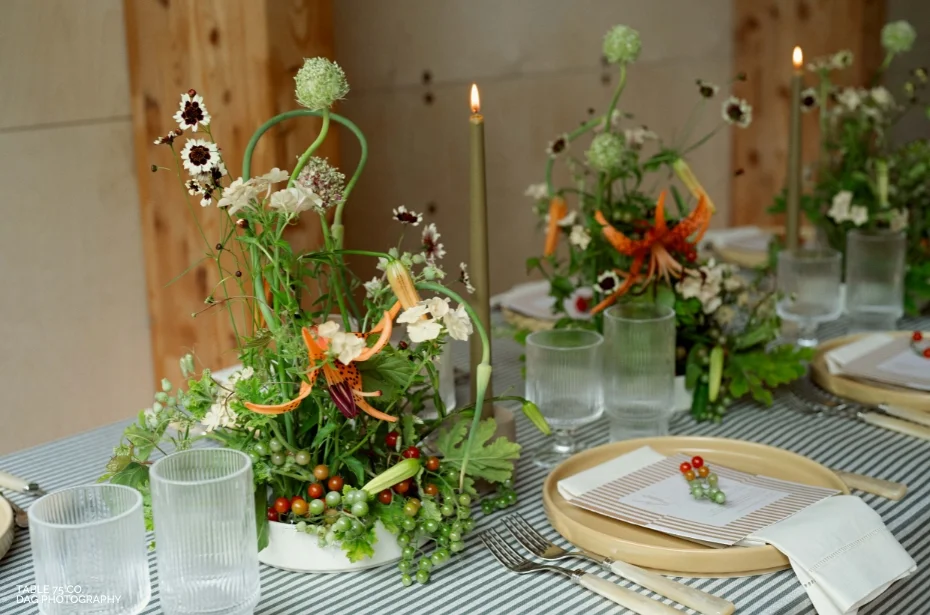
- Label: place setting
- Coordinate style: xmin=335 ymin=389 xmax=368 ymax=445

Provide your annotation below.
xmin=3 ymin=8 xmax=930 ymax=615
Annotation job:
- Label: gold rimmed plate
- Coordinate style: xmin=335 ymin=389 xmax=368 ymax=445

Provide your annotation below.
xmin=542 ymin=436 xmax=848 ymax=577
xmin=810 ymin=332 xmax=930 ymax=412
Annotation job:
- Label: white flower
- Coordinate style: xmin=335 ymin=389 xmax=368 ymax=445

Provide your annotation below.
xmin=831 ymin=50 xmax=854 ymax=69
xmin=295 ymin=58 xmax=349 ymax=111
xmin=624 ymin=126 xmax=657 ymax=149
xmin=392 ymin=205 xmax=423 ymax=226
xmin=569 ymin=225 xmax=591 ymax=251
xmin=397 ymin=304 xmax=429 ymax=324
xmin=173 ymin=90 xmax=211 ymax=132
xmin=329 ymin=331 xmax=365 ymax=364
xmin=546 ymin=134 xmax=569 ymax=158
xmin=217 ymin=178 xmax=256 ymax=214
xmin=836 ymin=87 xmax=862 ymax=111
xmin=890 ymin=208 xmax=909 ymax=232
xmin=458 ymin=263 xmax=475 ymax=294
xmin=676 ymin=262 xmax=725 ymax=314
xmin=563 ymin=287 xmax=594 ymax=320
xmin=881 ymin=20 xmax=916 ymax=55
xmin=800 ymin=88 xmax=818 ymax=113
xmin=849 ymin=205 xmax=869 ymax=227
xmin=180 ymin=139 xmax=221 ymax=176
xmin=722 ymin=97 xmax=752 ymax=128
xmin=595 ymin=270 xmax=621 ymax=295
xmin=154 ymin=129 xmax=182 ymax=146
xmin=201 ymin=396 xmax=237 ymax=433
xmin=443 ymin=304 xmax=473 ymax=341
xmin=421 ymin=223 xmax=446 ymax=261
xmin=703 ymin=296 xmax=722 ymax=315
xmin=364 ymin=276 xmax=383 ymax=298
xmin=524 ymin=183 xmax=549 ymax=200
xmin=827 ymin=190 xmax=853 ymax=222
xmin=400 ymin=307 xmax=443 ymax=342
xmin=557 ymin=211 xmax=577 ymax=227
xmin=697 ymin=79 xmax=719 ymax=98
xmin=870 ymin=86 xmax=894 ymax=108
xmin=269 ymin=184 xmax=323 ymax=215
xmin=422 ymin=297 xmax=451 ymax=319
xmin=229 ymin=366 xmax=254 ymax=383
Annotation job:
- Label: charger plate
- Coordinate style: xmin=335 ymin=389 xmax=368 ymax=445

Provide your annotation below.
xmin=810 ymin=332 xmax=930 ymax=412
xmin=542 ymin=436 xmax=848 ymax=577
xmin=0 ymin=497 xmax=13 ymax=562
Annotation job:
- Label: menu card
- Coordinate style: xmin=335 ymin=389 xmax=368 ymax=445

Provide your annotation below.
xmin=826 ymin=334 xmax=930 ymax=391
xmin=565 ymin=452 xmax=839 ymax=546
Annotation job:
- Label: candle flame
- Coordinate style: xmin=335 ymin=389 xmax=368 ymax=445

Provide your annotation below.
xmin=792 ymin=46 xmax=803 ymax=69
xmin=470 ymin=84 xmax=480 ymax=114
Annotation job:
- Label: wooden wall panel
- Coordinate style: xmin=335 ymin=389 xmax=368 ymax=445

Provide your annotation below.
xmin=124 ymin=0 xmax=337 ymax=384
xmin=730 ymin=0 xmax=886 ymax=226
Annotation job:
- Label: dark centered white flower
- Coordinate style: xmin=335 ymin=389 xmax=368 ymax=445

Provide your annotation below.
xmin=596 ymin=270 xmax=621 ymax=294
xmin=800 ymin=88 xmax=818 ymax=113
xmin=180 ymin=139 xmax=221 ymax=176
xmin=173 ymin=90 xmax=211 ymax=132
xmin=722 ymin=96 xmax=752 ymax=128
xmin=392 ymin=205 xmax=423 ymax=226
xmin=421 ymin=223 xmax=446 ymax=261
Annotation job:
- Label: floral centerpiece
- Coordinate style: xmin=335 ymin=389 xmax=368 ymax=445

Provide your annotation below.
xmin=771 ymin=20 xmax=930 ymax=313
xmin=523 ymin=24 xmax=810 ymax=421
xmin=101 ymin=58 xmax=543 ymax=585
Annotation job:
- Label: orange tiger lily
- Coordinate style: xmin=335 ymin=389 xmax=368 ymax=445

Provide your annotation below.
xmin=244 ymin=302 xmax=401 ymax=422
xmin=544 ymin=196 xmax=568 ymax=257
xmin=591 ymin=191 xmax=711 ymax=314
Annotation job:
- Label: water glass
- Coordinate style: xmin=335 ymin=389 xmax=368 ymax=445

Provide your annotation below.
xmin=845 ymin=229 xmax=906 ymax=331
xmin=525 ymin=329 xmax=604 ymax=467
xmin=29 ymin=484 xmax=151 ymax=615
xmin=150 ymin=449 xmax=260 ymax=615
xmin=776 ymin=248 xmax=842 ymax=347
xmin=603 ymin=303 xmax=676 ymax=441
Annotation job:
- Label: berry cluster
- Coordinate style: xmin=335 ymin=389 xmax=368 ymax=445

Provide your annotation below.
xmin=679 ymin=456 xmax=726 ymax=505
xmin=911 ymin=331 xmax=930 ymax=359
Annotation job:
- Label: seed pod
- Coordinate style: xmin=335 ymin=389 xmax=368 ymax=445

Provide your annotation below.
xmin=362 ymin=458 xmax=421 ymax=497
xmin=385 ymin=260 xmax=421 ymax=309
xmin=708 ymin=345 xmax=724 ymax=402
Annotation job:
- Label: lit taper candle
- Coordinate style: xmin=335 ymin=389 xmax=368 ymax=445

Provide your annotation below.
xmin=785 ymin=46 xmax=804 ymax=251
xmin=469 ymin=84 xmax=493 ymax=410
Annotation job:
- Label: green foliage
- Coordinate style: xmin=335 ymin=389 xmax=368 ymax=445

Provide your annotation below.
xmin=373 ymin=499 xmax=407 ymax=534
xmin=435 ymin=419 xmax=521 ymax=484
xmin=341 ymin=525 xmax=377 ymax=563
xmin=724 ymin=345 xmax=813 ymax=406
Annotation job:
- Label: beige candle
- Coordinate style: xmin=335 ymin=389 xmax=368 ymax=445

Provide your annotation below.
xmin=469 ymin=84 xmax=493 ymax=409
xmin=786 ymin=46 xmax=804 ymax=251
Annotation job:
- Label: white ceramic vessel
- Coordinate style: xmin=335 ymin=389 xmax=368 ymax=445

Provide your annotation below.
xmin=258 ymin=520 xmax=404 ymax=573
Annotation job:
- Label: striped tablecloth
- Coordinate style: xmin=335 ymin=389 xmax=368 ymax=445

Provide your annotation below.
xmin=2 ymin=316 xmax=928 ymax=614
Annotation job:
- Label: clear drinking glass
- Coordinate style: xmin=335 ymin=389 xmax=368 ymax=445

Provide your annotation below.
xmin=845 ymin=229 xmax=906 ymax=331
xmin=29 ymin=484 xmax=151 ymax=615
xmin=150 ymin=449 xmax=260 ymax=615
xmin=525 ymin=329 xmax=604 ymax=467
xmin=603 ymin=303 xmax=676 ymax=441
xmin=776 ymin=248 xmax=843 ymax=347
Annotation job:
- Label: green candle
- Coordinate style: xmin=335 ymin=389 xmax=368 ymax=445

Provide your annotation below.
xmin=786 ymin=46 xmax=804 ymax=251
xmin=469 ymin=84 xmax=493 ymax=410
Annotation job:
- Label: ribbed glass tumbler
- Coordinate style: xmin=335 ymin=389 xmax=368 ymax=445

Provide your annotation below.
xmin=845 ymin=229 xmax=906 ymax=331
xmin=525 ymin=329 xmax=604 ymax=467
xmin=29 ymin=484 xmax=151 ymax=615
xmin=604 ymin=303 xmax=676 ymax=441
xmin=150 ymin=449 xmax=260 ymax=615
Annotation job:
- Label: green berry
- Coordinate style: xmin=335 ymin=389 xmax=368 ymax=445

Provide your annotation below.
xmin=294 ymin=450 xmax=311 ymax=466
xmin=402 ymin=545 xmax=416 ymax=559
xmin=502 ymin=478 xmax=514 ymax=489
xmin=423 ymin=519 xmax=440 ymax=533
xmin=334 ymin=517 xmax=351 ymax=532
xmin=713 ymin=491 xmax=726 ymax=504
xmin=418 ymin=558 xmax=433 ymax=571
xmin=495 ymin=498 xmax=509 ymax=510
xmin=296 ymin=521 xmax=307 ymax=532
xmin=440 ymin=504 xmax=455 ymax=517
xmin=431 ymin=552 xmax=444 ymax=565
xmin=351 ymin=519 xmax=365 ymax=534
xmin=457 ymin=507 xmax=471 ymax=519
xmin=440 ymin=525 xmax=452 ymax=538
xmin=248 ymin=452 xmax=260 ymax=464
xmin=270 ymin=453 xmax=286 ymax=466
xmin=481 ymin=501 xmax=494 ymax=515
xmin=457 ymin=494 xmax=472 ymax=507
xmin=397 ymin=533 xmax=411 ymax=547
xmin=401 ymin=573 xmax=413 ymax=587
xmin=450 ymin=540 xmax=465 ymax=553
xmin=402 ymin=517 xmax=417 ymax=532
xmin=325 ymin=491 xmax=342 ymax=507
xmin=415 ymin=570 xmax=430 ymax=584
xmin=448 ymin=531 xmax=462 ymax=542
xmin=707 ymin=473 xmax=719 ymax=487
xmin=398 ymin=560 xmax=412 ymax=573
xmin=269 ymin=438 xmax=283 ymax=453
xmin=309 ymin=499 xmax=325 ymax=515
xmin=253 ymin=442 xmax=269 ymax=457
xmin=351 ymin=501 xmax=369 ymax=517
xmin=463 ymin=519 xmax=475 ymax=532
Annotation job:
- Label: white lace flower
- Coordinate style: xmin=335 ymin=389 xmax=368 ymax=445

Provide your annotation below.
xmin=849 ymin=205 xmax=869 ymax=227
xmin=890 ymin=208 xmax=909 ymax=232
xmin=827 ymin=190 xmax=853 ymax=223
xmin=329 ymin=331 xmax=365 ymax=364
xmin=831 ymin=50 xmax=854 ymax=69
xmin=836 ymin=87 xmax=862 ymax=111
xmin=364 ymin=276 xmax=383 ymax=298
xmin=624 ymin=126 xmax=657 ymax=149
xmin=524 ymin=183 xmax=549 ymax=200
xmin=562 ymin=287 xmax=594 ymax=320
xmin=269 ymin=184 xmax=323 ymax=215
xmin=143 ymin=407 xmax=159 ymax=429
xmin=422 ymin=263 xmax=445 ymax=280
xmin=180 ymin=139 xmax=221 ymax=176
xmin=443 ymin=304 xmax=473 ymax=341
xmin=569 ymin=225 xmax=591 ymax=251
xmin=202 ymin=396 xmax=237 ymax=433
xmin=173 ymin=90 xmax=211 ymax=132
xmin=294 ymin=57 xmax=349 ymax=111
xmin=870 ymin=86 xmax=894 ymax=108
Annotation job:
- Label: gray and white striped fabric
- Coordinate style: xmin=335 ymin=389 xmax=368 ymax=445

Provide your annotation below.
xmin=1 ymin=316 xmax=928 ymax=614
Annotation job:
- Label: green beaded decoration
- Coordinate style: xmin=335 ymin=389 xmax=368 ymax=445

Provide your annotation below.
xmin=679 ymin=455 xmax=726 ymax=505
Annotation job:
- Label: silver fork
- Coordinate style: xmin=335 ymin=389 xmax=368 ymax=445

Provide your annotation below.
xmin=503 ymin=514 xmax=735 ymax=615
xmin=480 ymin=528 xmax=680 ymax=615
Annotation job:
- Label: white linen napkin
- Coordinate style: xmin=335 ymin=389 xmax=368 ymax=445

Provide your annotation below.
xmin=824 ymin=334 xmax=896 ymax=376
xmin=557 ymin=448 xmax=915 ymax=614
xmin=825 ymin=333 xmax=930 ymax=391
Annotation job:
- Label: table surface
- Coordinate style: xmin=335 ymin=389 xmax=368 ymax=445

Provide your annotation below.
xmin=2 ymin=316 xmax=928 ymax=615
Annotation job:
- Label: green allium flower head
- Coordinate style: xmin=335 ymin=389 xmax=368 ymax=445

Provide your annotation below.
xmin=881 ymin=21 xmax=916 ymax=54
xmin=294 ymin=57 xmax=349 ymax=111
xmin=603 ymin=25 xmax=642 ymax=65
xmin=586 ymin=133 xmax=625 ymax=172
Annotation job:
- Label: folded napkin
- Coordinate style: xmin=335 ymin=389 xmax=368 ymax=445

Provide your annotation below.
xmin=825 ymin=333 xmax=930 ymax=391
xmin=558 ymin=448 xmax=916 ymax=614
xmin=699 ymin=226 xmax=766 ymax=252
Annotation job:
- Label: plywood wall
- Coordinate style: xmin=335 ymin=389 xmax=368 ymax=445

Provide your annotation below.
xmin=334 ymin=0 xmax=734 ymax=295
xmin=0 ymin=0 xmax=152 ymax=454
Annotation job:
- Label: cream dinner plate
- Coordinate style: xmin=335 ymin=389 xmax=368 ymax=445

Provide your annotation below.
xmin=811 ymin=333 xmax=930 ymax=412
xmin=542 ymin=436 xmax=848 ymax=577
xmin=0 ymin=497 xmax=14 ymax=562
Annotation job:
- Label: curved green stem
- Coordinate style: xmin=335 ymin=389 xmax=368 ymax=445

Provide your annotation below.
xmin=603 ymin=64 xmax=628 ymax=134
xmin=288 ymin=110 xmax=330 ymax=188
xmin=415 ymin=282 xmax=491 ymax=489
